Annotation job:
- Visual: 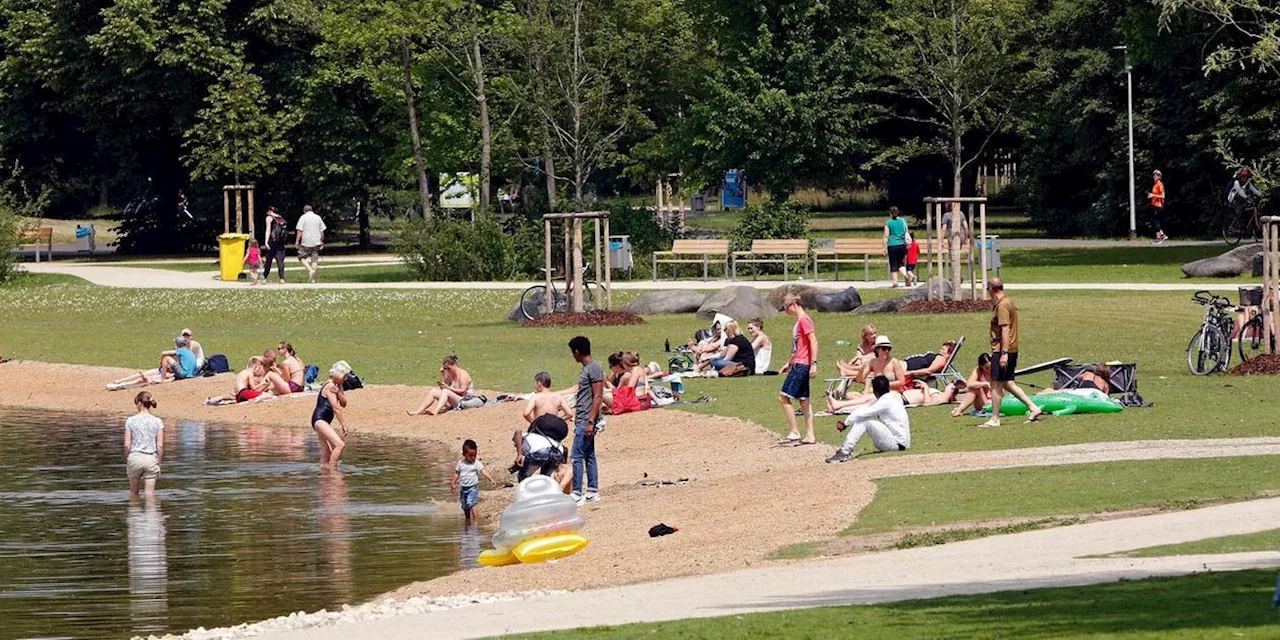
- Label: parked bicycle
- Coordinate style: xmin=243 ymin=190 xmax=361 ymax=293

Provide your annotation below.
xmin=1186 ymin=291 xmax=1237 ymax=375
xmin=1236 ymin=286 xmax=1277 ymax=363
xmin=519 ymin=265 xmax=599 ymax=322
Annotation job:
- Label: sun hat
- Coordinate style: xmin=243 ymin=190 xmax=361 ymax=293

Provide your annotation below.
xmin=874 ymin=335 xmax=893 ymax=349
xmin=181 ymin=328 xmax=192 ymax=336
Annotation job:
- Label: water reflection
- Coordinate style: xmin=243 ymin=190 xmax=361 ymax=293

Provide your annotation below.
xmin=126 ymin=497 xmax=168 ymax=633
xmin=0 ymin=409 xmax=467 ymax=640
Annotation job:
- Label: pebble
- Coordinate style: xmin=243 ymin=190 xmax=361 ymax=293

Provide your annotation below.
xmin=132 ymin=591 xmax=567 ymax=640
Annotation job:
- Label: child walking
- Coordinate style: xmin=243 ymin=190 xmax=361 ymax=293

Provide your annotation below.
xmin=453 ymin=439 xmax=499 ymax=525
xmin=125 ymin=391 xmax=165 ymax=497
xmin=904 ymin=238 xmax=920 ymax=286
xmin=244 ymin=239 xmax=263 ymax=285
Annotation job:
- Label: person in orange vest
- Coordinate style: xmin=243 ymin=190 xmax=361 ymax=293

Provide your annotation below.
xmin=1147 ymin=169 xmax=1167 ymax=244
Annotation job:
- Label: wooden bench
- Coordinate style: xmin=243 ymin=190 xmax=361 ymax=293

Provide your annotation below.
xmin=812 ymin=238 xmax=886 ymax=281
xmin=732 ymin=239 xmax=811 ymax=280
xmin=653 ymin=239 xmax=730 ymax=280
xmin=18 ymin=227 xmax=53 ymax=262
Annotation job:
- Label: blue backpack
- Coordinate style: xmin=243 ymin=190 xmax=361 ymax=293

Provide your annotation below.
xmin=304 ymin=364 xmax=320 ymax=385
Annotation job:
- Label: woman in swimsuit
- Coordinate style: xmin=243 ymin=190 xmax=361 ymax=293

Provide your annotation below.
xmin=1043 ymin=363 xmax=1111 ymax=394
xmin=951 ymin=353 xmax=993 ymax=417
xmin=613 ymin=352 xmax=650 ymax=414
xmin=313 ymin=361 xmax=351 ymax=466
xmin=836 ymin=324 xmax=878 ymax=379
xmin=276 ymin=341 xmax=306 ymax=393
xmin=407 ymin=355 xmax=474 ymax=416
xmin=827 ymin=334 xmax=907 ymax=412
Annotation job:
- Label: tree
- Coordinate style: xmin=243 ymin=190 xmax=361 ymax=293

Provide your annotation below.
xmin=184 ymin=61 xmax=295 ymax=184
xmin=883 ymin=0 xmax=1037 ymax=199
xmin=1156 ymin=0 xmax=1280 ymax=72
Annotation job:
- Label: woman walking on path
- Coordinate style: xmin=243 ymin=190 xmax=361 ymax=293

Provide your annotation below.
xmin=883 ymin=206 xmax=910 ymax=287
xmin=312 ymin=361 xmax=351 ymax=466
xmin=263 ymin=206 xmax=288 ymax=283
xmin=125 ymin=391 xmax=164 ymax=497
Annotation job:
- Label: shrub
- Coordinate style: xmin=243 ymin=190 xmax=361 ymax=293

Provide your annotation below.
xmin=395 ymin=217 xmax=515 ymax=281
xmin=729 ymin=199 xmax=811 ymax=252
xmin=507 ymin=216 xmax=546 ymax=277
xmin=0 ymin=209 xmax=18 ymax=283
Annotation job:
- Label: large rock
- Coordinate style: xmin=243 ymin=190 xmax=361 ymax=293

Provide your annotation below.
xmin=852 ymin=296 xmax=907 ymax=314
xmin=1181 ymin=243 xmax=1263 ymax=278
xmin=814 ymin=286 xmax=863 ymax=312
xmin=696 ymin=285 xmax=778 ymax=320
xmin=620 ymin=290 xmax=709 ymax=315
xmin=906 ymin=276 xmax=955 ymax=301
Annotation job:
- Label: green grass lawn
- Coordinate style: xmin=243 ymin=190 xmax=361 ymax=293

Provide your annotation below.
xmin=844 ymin=457 xmax=1280 ymax=536
xmin=509 ymin=569 xmax=1280 ymax=639
xmin=997 ymin=245 xmax=1255 ymax=284
xmin=1108 ymin=529 xmax=1280 ymax=558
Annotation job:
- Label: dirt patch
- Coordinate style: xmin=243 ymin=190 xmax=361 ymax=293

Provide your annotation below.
xmin=898 ymin=299 xmax=995 ymax=314
xmin=523 ymin=310 xmax=645 ymax=327
xmin=1229 ymin=354 xmax=1280 ymax=375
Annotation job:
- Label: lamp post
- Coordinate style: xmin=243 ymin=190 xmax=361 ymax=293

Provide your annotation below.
xmin=1114 ymin=45 xmax=1136 ymax=241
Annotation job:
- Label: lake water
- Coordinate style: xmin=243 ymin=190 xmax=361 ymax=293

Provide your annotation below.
xmin=0 ymin=409 xmax=473 ymax=640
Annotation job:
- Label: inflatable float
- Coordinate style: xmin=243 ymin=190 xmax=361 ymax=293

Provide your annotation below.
xmin=984 ymin=389 xmax=1123 ymax=417
xmin=477 ymin=475 xmax=588 ymax=567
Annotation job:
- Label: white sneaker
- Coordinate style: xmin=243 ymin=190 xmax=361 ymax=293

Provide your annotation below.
xmin=584 ymin=491 xmax=601 ymax=502
xmin=572 ymin=492 xmax=585 ymax=506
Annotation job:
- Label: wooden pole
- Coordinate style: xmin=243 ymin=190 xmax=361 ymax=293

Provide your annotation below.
xmin=949 ymin=202 xmax=961 ymax=301
xmin=543 ymin=217 xmax=553 ymax=314
xmin=247 ymin=187 xmax=256 ymax=239
xmin=223 ymin=189 xmax=230 ymax=235
xmin=1269 ymin=220 xmax=1278 ymax=354
xmin=603 ymin=215 xmax=612 ymax=309
xmin=563 ymin=219 xmax=571 ymax=293
xmin=980 ymin=201 xmax=989 ymax=300
xmin=593 ymin=218 xmax=602 ymax=308
xmin=935 ymin=201 xmax=945 ymax=299
xmin=571 ymin=218 xmax=584 ymax=313
xmin=234 ymin=188 xmax=243 ymax=233
xmin=924 ymin=200 xmax=934 ymax=301
xmin=967 ymin=202 xmax=976 ymax=302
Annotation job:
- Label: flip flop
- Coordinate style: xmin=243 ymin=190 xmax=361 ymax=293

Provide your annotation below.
xmin=978 ymin=419 xmax=1001 ymax=429
xmin=1025 ymin=412 xmax=1043 ymax=424
xmin=797 ymin=439 xmax=817 ymax=446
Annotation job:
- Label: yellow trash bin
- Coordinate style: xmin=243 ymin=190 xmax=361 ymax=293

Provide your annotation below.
xmin=218 ymin=233 xmax=251 ymax=282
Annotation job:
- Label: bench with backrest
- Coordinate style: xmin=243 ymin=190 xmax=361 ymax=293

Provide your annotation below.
xmin=652 ymin=239 xmax=731 ymax=280
xmin=732 ymin=239 xmax=811 ymax=280
xmin=812 ymin=238 xmax=887 ymax=281
xmin=18 ymin=227 xmax=54 ymax=262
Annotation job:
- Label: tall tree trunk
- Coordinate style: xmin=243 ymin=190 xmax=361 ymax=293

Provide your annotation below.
xmin=472 ymin=13 xmax=492 ymax=220
xmin=401 ymin=37 xmax=432 ymax=219
xmin=544 ymin=133 xmax=557 ymax=211
xmin=570 ymin=0 xmax=584 ymax=212
xmin=358 ymin=194 xmax=372 ymax=247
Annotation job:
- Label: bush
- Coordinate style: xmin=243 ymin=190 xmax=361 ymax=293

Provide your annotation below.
xmin=729 ymin=199 xmax=811 ymax=252
xmin=395 ymin=217 xmax=515 ymax=281
xmin=0 ymin=210 xmax=19 ymax=283
xmin=507 ymin=216 xmax=546 ymax=277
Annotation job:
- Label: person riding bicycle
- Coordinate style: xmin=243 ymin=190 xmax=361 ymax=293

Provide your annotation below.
xmin=1228 ymin=168 xmax=1262 ymax=215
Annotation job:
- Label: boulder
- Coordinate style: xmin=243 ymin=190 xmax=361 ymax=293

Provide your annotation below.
xmin=620 ymin=290 xmax=709 ymax=315
xmin=696 ymin=285 xmax=778 ymax=320
xmin=767 ymin=284 xmax=833 ymax=310
xmin=852 ymin=296 xmax=908 ymax=314
xmin=814 ymin=286 xmax=863 ymax=312
xmin=1181 ymin=243 xmax=1263 ymax=278
xmin=906 ymin=276 xmax=955 ymax=301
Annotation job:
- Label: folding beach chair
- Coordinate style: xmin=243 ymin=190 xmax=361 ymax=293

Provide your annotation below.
xmin=1053 ymin=362 xmax=1149 ymax=407
xmin=924 ymin=336 xmax=965 ymax=391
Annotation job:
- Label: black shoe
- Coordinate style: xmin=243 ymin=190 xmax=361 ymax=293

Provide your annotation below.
xmin=826 ymin=450 xmax=854 ymax=464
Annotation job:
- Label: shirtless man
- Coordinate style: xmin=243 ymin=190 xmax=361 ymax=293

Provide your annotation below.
xmin=258 ymin=348 xmax=292 ymax=395
xmin=276 ymin=341 xmax=306 ymax=393
xmin=205 ymin=357 xmax=276 ymax=404
xmin=513 ymin=371 xmax=572 ymax=482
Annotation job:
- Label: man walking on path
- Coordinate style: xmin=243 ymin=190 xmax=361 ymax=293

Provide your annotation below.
xmin=778 ymin=294 xmax=818 ymax=445
xmin=983 ymin=278 xmax=1041 ymax=428
xmin=569 ymin=336 xmax=604 ymax=505
xmin=295 ymin=205 xmax=326 ymax=284
xmin=263 ymin=206 xmax=288 ymax=283
xmin=1147 ymin=170 xmax=1167 ymax=244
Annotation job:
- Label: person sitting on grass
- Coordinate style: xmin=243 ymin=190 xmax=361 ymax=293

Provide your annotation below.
xmin=827 ymin=375 xmax=910 ymax=464
xmin=108 ymin=336 xmax=199 ymax=390
xmin=612 ymin=352 xmax=651 ymax=414
xmin=204 ymin=357 xmax=279 ymax=405
xmin=747 ymin=318 xmax=772 ymax=374
xmin=407 ymin=355 xmax=476 ymax=415
xmin=903 ymin=340 xmax=958 ymax=380
xmin=951 ymin=353 xmax=993 ymax=417
xmin=276 ymin=341 xmax=306 ymax=393
xmin=1044 ymin=363 xmax=1111 ymax=394
xmin=708 ymin=320 xmax=755 ymax=377
xmin=687 ymin=314 xmax=731 ymax=370
xmin=836 ymin=324 xmax=878 ymax=379
xmin=181 ymin=328 xmax=205 ymax=369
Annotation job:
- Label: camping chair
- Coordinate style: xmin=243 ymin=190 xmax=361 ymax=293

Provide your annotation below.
xmin=1053 ymin=362 xmax=1149 ymax=407
xmin=923 ymin=336 xmax=965 ymax=391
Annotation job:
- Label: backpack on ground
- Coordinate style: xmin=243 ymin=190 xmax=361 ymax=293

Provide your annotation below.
xmin=342 ymin=370 xmax=364 ymax=390
xmin=668 ymin=352 xmax=695 ymax=374
xmin=199 ymin=354 xmax=231 ymax=377
xmin=304 ymin=364 xmax=319 ymax=385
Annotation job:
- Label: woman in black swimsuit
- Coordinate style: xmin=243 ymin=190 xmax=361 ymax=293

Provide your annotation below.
xmin=313 ymin=361 xmax=351 ymax=466
xmin=1074 ymin=364 xmax=1111 ymax=392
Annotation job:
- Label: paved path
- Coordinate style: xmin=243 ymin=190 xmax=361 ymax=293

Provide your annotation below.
xmin=257 ymin=498 xmax=1280 ymax=640
xmin=21 ymin=261 xmax=1243 ymax=292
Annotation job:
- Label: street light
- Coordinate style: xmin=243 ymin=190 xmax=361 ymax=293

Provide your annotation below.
xmin=1114 ymin=45 xmax=1136 ymax=241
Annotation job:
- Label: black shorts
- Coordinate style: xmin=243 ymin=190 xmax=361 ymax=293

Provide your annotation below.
xmin=888 ymin=244 xmax=908 ymax=271
xmin=1151 ymin=206 xmax=1164 ymax=232
xmin=990 ymin=351 xmax=1018 ymax=381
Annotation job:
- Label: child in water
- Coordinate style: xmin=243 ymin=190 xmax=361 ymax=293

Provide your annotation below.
xmin=452 ymin=439 xmax=498 ymax=525
xmin=125 ymin=391 xmax=165 ymax=497
xmin=244 ymin=239 xmax=263 ymax=286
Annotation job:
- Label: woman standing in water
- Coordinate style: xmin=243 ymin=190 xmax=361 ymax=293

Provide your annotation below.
xmin=313 ymin=361 xmax=351 ymax=466
xmin=125 ymin=391 xmax=164 ymax=497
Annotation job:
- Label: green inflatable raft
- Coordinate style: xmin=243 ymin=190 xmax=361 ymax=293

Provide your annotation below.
xmin=984 ymin=391 xmax=1124 ymax=417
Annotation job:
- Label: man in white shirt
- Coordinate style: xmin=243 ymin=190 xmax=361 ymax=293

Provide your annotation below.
xmin=826 ymin=374 xmax=910 ymax=464
xmin=294 ymin=205 xmax=327 ymax=283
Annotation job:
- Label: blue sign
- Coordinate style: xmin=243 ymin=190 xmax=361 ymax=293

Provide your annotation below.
xmin=722 ymin=170 xmax=746 ymax=209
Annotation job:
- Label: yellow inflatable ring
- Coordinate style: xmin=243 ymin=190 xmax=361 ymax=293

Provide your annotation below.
xmin=477 ymin=549 xmax=520 ymax=567
xmin=511 ymin=533 xmax=589 ymax=564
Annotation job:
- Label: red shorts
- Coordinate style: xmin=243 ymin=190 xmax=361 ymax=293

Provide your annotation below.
xmin=236 ymin=389 xmax=263 ymax=403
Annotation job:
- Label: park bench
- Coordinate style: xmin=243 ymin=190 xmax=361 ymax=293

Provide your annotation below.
xmin=812 ymin=238 xmax=887 ymax=281
xmin=18 ymin=227 xmax=53 ymax=262
xmin=653 ymin=239 xmax=731 ymax=280
xmin=732 ymin=239 xmax=811 ymax=280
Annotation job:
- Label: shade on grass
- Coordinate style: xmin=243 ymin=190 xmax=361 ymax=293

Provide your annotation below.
xmin=510 ymin=569 xmax=1280 ymax=639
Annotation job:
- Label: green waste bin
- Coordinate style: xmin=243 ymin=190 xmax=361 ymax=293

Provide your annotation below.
xmin=218 ymin=233 xmax=251 ymax=282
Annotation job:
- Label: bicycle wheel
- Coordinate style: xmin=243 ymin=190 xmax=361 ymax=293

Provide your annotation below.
xmin=1186 ymin=324 xmax=1227 ymax=376
xmin=1238 ymin=315 xmax=1268 ymax=363
xmin=581 ymin=281 xmax=600 ymax=311
xmin=1223 ymin=214 xmax=1244 ymax=247
xmin=1217 ymin=317 xmax=1236 ymax=371
xmin=519 ymin=285 xmax=548 ymax=322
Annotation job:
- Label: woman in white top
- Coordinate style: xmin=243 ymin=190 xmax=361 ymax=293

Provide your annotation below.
xmin=747 ymin=318 xmax=772 ymax=374
xmin=125 ymin=391 xmax=165 ymax=497
xmin=181 ymin=328 xmax=205 ymax=369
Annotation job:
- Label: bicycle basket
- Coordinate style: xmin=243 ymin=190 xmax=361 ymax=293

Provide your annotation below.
xmin=1239 ymin=286 xmax=1263 ymax=307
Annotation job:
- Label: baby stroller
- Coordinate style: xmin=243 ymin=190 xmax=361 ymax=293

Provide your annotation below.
xmin=1053 ymin=362 xmax=1149 ymax=407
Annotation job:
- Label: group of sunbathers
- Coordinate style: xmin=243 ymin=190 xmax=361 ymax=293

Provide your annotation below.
xmin=687 ymin=314 xmax=773 ymax=377
xmin=826 ymin=324 xmax=984 ymax=414
xmin=107 ymin=329 xmax=207 ymax=390
xmin=204 ymin=341 xmax=310 ymax=404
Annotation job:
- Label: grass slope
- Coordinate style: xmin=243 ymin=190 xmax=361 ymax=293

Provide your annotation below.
xmin=1109 ymin=529 xmax=1280 ymax=558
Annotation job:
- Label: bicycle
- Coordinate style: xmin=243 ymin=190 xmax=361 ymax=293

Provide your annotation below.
xmin=1222 ymin=199 xmax=1264 ymax=247
xmin=519 ymin=265 xmax=599 ymax=322
xmin=1236 ymin=286 xmax=1278 ymax=363
xmin=1186 ymin=291 xmax=1237 ymax=375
